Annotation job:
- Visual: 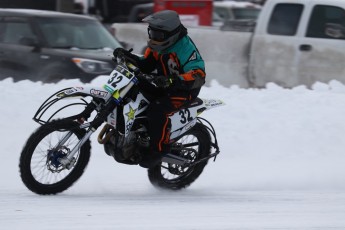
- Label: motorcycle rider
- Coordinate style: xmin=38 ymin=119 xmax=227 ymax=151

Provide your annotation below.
xmin=113 ymin=10 xmax=206 ymax=168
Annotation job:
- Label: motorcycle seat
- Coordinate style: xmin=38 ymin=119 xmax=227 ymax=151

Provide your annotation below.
xmin=180 ymin=97 xmax=203 ymax=109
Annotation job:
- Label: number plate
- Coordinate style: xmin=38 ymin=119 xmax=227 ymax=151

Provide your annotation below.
xmin=103 ymin=65 xmax=134 ymax=94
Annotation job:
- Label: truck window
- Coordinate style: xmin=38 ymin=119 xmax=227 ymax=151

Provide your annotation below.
xmin=267 ymin=3 xmax=304 ymax=36
xmin=306 ymin=5 xmax=345 ymax=39
xmin=233 ymin=8 xmax=261 ymax=20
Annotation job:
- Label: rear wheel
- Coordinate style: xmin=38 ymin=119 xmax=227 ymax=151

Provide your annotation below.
xmin=19 ymin=120 xmax=91 ymax=195
xmin=148 ymin=123 xmax=211 ymax=190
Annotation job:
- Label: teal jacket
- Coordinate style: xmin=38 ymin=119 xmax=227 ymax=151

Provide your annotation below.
xmin=136 ymin=28 xmax=206 ymax=95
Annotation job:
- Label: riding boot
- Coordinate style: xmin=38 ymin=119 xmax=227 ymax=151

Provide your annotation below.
xmin=139 ymin=151 xmax=164 ymax=168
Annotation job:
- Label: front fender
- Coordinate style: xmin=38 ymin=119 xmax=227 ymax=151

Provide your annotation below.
xmin=33 ymin=86 xmax=109 ymax=125
xmin=57 ymin=86 xmax=111 ymax=100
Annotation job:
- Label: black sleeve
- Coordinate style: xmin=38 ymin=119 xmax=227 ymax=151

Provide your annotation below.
xmin=136 ymin=51 xmax=157 ymax=74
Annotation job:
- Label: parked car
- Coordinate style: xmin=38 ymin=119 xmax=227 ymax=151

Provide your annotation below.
xmin=212 ymin=1 xmax=262 ymax=26
xmin=128 ymin=2 xmax=154 ymax=22
xmin=127 ymin=1 xmax=261 ymax=27
xmin=0 ymin=9 xmax=122 ymax=83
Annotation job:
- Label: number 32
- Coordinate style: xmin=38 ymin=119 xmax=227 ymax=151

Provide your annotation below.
xmin=179 ymin=109 xmax=193 ymax=124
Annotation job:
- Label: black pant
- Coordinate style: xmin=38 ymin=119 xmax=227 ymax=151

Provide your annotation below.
xmin=146 ymin=94 xmax=191 ymax=153
xmin=138 ymin=79 xmax=199 ymax=153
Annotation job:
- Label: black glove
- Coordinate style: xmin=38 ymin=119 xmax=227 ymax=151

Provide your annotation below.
xmin=137 ymin=73 xmax=154 ymax=82
xmin=152 ymin=75 xmax=174 ymax=88
xmin=113 ymin=48 xmax=132 ymax=58
xmin=113 ymin=48 xmax=139 ymax=64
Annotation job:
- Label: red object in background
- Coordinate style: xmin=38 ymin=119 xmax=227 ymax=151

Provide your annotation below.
xmin=154 ymin=0 xmax=213 ymax=26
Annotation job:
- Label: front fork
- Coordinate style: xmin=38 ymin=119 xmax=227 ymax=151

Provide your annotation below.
xmin=58 ymin=79 xmax=137 ymax=169
xmin=57 ymin=105 xmax=115 ymax=169
xmin=58 ymin=123 xmax=93 ymax=169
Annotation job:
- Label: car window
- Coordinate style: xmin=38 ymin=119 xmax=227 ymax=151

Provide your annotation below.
xmin=36 ymin=17 xmax=120 ymax=49
xmin=232 ymin=8 xmax=261 ymax=20
xmin=0 ymin=17 xmax=36 ymax=45
xmin=306 ymin=5 xmax=345 ymax=39
xmin=267 ymin=3 xmax=304 ymax=36
xmin=214 ymin=7 xmax=232 ymax=21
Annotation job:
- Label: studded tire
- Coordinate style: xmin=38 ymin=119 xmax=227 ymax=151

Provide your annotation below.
xmin=147 ymin=123 xmax=211 ymax=190
xmin=19 ymin=120 xmax=91 ymax=195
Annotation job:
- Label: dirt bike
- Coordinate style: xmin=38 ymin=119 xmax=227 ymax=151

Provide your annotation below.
xmin=19 ymin=52 xmax=224 ymax=195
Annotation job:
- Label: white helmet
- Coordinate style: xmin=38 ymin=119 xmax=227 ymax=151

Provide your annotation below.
xmin=142 ymin=10 xmax=182 ymax=52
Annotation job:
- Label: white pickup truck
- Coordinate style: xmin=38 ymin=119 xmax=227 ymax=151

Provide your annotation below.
xmin=113 ymin=0 xmax=345 ymax=88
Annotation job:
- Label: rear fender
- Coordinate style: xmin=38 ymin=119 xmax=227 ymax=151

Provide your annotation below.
xmin=169 ymin=98 xmax=224 ymax=139
xmin=201 ymin=99 xmax=225 ymax=112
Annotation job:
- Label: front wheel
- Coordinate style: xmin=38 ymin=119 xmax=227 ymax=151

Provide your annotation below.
xmin=19 ymin=120 xmax=91 ymax=195
xmin=148 ymin=122 xmax=211 ymax=190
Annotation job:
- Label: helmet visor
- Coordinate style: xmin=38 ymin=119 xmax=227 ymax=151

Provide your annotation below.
xmin=148 ymin=27 xmax=167 ymax=42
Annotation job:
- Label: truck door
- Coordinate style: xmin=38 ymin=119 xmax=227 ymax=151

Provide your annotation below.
xmin=298 ymin=3 xmax=345 ymax=86
xmin=248 ymin=2 xmax=305 ymax=87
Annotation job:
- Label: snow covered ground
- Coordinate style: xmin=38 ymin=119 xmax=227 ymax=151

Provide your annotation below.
xmin=1 ymin=76 xmax=345 ymax=229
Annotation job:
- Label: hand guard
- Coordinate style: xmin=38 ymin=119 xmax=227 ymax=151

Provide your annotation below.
xmin=113 ymin=48 xmax=136 ymax=63
xmin=152 ymin=75 xmax=174 ymax=88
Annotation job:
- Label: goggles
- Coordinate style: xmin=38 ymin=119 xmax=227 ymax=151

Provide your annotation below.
xmin=147 ymin=25 xmax=181 ymax=42
xmin=147 ymin=27 xmax=167 ymax=42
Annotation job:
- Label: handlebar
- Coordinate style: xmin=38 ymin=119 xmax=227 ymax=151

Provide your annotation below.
xmin=137 ymin=73 xmax=155 ymax=82
xmin=113 ymin=49 xmax=131 ymax=65
xmin=113 ymin=48 xmax=158 ymax=87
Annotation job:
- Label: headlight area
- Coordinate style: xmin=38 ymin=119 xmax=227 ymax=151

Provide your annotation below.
xmin=72 ymin=58 xmax=113 ymax=74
